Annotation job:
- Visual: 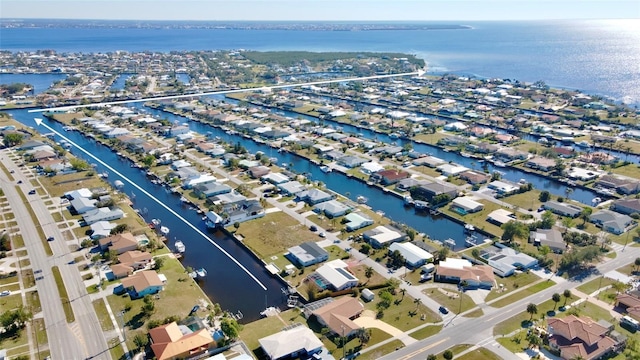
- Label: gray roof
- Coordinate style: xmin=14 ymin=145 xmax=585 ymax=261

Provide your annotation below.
xmin=543 ymin=201 xmax=583 ymax=217
xmin=529 ymin=229 xmax=565 ymax=249
xmin=313 ymin=200 xmax=352 ymax=216
xmin=288 ymin=242 xmax=329 ymax=264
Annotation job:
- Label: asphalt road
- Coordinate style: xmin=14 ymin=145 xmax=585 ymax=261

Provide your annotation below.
xmin=1 ymin=149 xmax=111 ymax=360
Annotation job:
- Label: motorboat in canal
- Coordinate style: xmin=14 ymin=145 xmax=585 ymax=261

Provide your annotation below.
xmin=464 ymin=224 xmax=475 ymax=232
xmin=160 ymin=226 xmax=170 ymax=236
xmin=196 ymin=268 xmax=207 ymax=278
xmin=319 ymin=165 xmax=332 ymax=173
xmin=174 ymin=240 xmax=186 ymax=254
xmin=444 ymin=238 xmax=456 ymax=249
xmin=592 ymin=197 xmax=602 ymax=205
xmin=465 ymin=235 xmax=478 ymax=248
xmin=357 ymin=195 xmax=368 ymax=204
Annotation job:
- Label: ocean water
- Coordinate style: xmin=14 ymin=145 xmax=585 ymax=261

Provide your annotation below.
xmin=1 ymin=20 xmax=639 ymax=104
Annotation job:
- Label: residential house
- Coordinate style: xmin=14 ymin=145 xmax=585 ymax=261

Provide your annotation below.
xmin=388 ymin=242 xmax=433 ymax=268
xmin=529 ymin=229 xmax=566 ymax=253
xmin=262 ymin=172 xmax=290 ymax=185
xmin=89 ymin=221 xmax=116 ymax=239
xmin=450 ymin=197 xmax=484 ymax=214
xmin=482 ymin=244 xmax=539 ymax=277
xmin=258 ymin=325 xmax=323 ymax=360
xmin=612 ymin=198 xmax=640 ymax=216
xmin=590 ymin=210 xmax=634 ymax=235
xmin=370 ymin=169 xmax=410 ymax=185
xmin=436 ymin=163 xmax=468 ymax=177
xmin=110 ymin=263 xmax=134 ymax=279
xmin=595 ymin=175 xmax=640 ymax=195
xmin=248 ymin=165 xmax=270 ymax=178
xmin=313 ymin=200 xmax=352 ymax=218
xmin=486 ymin=209 xmax=516 ymax=226
xmin=543 ymin=201 xmax=583 ymax=218
xmin=338 ymin=155 xmax=368 ymax=169
xmin=412 ymin=182 xmax=458 ymax=202
xmin=487 ymin=180 xmax=520 ymax=196
xmin=412 ymin=156 xmax=445 ymax=168
xmin=496 ymin=147 xmax=529 ymax=162
xmin=616 ymin=293 xmax=640 ymax=321
xmin=547 ymin=315 xmax=623 ymax=360
xmin=459 ymin=170 xmax=490 ymax=185
xmin=466 ymin=142 xmax=499 ymax=154
xmin=311 ymin=297 xmax=364 ymax=337
xmin=194 ymin=182 xmax=232 ymax=198
xmin=395 ymin=178 xmax=428 ymax=192
xmin=149 ymin=321 xmax=215 ymax=360
xmin=311 ymin=259 xmax=359 ymax=291
xmin=343 ymin=212 xmax=375 ymax=232
xmin=435 ymin=258 xmax=495 ymax=289
xmin=98 ymin=233 xmax=138 ymax=254
xmin=287 ymin=242 xmax=329 ymax=267
xmin=297 ymin=188 xmax=333 ymax=205
xmin=120 ymin=270 xmax=164 ymax=299
xmin=277 ymin=181 xmax=306 ymax=196
xmin=118 ymin=250 xmax=152 ymax=270
xmin=363 ymin=225 xmax=406 ymax=248
xmin=83 ymin=207 xmax=124 ymax=225
xmin=360 ymin=161 xmax=385 ymax=175
xmin=526 ymin=157 xmax=557 ymax=172
xmin=70 ymin=196 xmax=98 ymax=214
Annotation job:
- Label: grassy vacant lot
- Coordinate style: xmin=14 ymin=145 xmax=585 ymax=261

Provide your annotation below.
xmin=238 ymin=212 xmax=318 ymax=258
xmin=422 ymin=287 xmax=476 ymax=314
xmin=489 ymin=280 xmax=555 ymax=308
xmin=93 ymin=298 xmax=115 ymax=331
xmin=26 ymin=290 xmax=41 ymax=313
xmin=106 ymin=256 xmax=211 ymax=351
xmin=359 ymin=340 xmax=405 ymax=360
xmin=407 ymin=324 xmax=443 ymax=340
xmin=500 ymin=190 xmax=543 ymax=212
xmin=38 ymin=171 xmax=107 ymax=198
xmin=363 ymin=288 xmax=441 ymax=331
xmin=441 ymin=199 xmax=504 ymax=238
xmin=0 ymin=293 xmax=22 ymax=311
xmin=576 ymin=276 xmax=618 ymax=295
xmin=484 ymin=271 xmax=542 ymax=302
xmin=457 ymin=347 xmax=502 ymax=360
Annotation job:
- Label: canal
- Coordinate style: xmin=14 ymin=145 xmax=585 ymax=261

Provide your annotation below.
xmin=6 ymin=108 xmax=289 ymax=323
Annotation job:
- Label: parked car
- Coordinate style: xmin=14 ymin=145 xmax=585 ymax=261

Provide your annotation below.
xmin=309 ymin=225 xmax=318 ymax=232
xmin=318 ymin=232 xmax=326 ymax=238
xmin=439 ymin=306 xmax=449 ymax=314
xmin=47 ymin=236 xmax=54 ymax=242
xmin=0 ymin=290 xmax=10 ymax=297
xmin=28 ymin=189 xmax=36 ymax=195
xmin=17 ymin=180 xmax=22 ymax=184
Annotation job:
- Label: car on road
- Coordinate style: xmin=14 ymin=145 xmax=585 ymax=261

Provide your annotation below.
xmin=309 ymin=225 xmax=318 ymax=232
xmin=28 ymin=189 xmax=36 ymax=195
xmin=0 ymin=290 xmax=10 ymax=297
xmin=439 ymin=306 xmax=449 ymax=314
xmin=318 ymin=232 xmax=326 ymax=238
xmin=17 ymin=180 xmax=22 ymax=184
xmin=47 ymin=236 xmax=54 ymax=241
xmin=10 ymin=170 xmax=14 ymax=173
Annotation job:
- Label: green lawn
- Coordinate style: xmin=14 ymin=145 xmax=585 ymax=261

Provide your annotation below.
xmin=0 ymin=293 xmax=22 ymax=311
xmin=359 ymin=340 xmax=404 ymax=360
xmin=407 ymin=325 xmax=443 ymax=340
xmin=423 ymin=287 xmax=477 ymax=314
xmin=489 ymin=280 xmax=555 ymax=308
xmin=457 ymin=347 xmax=502 ymax=360
xmin=93 ymin=298 xmax=115 ymax=331
xmin=576 ymin=276 xmax=618 ymax=295
xmin=485 ymin=272 xmax=543 ymax=302
xmin=238 ymin=212 xmax=318 ymax=259
xmin=500 ymin=191 xmax=543 ymax=212
xmin=363 ymin=288 xmax=441 ymax=331
xmin=26 ymin=290 xmax=41 ymax=313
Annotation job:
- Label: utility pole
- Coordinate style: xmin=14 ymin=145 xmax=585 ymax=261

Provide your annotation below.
xmin=341 ymin=325 xmax=346 ymax=360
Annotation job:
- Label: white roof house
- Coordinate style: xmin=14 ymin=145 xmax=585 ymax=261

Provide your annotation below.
xmin=261 ymin=172 xmax=290 ymax=185
xmin=65 ymin=188 xmax=93 ymax=200
xmin=361 ymin=161 xmax=385 ymax=175
xmin=444 ymin=121 xmax=467 ymax=131
xmin=487 ymin=209 xmax=515 ymax=225
xmin=90 ymin=221 xmax=116 ymax=239
xmin=437 ymin=163 xmax=469 ymax=176
xmin=314 ymin=259 xmax=359 ymax=291
xmin=70 ymin=196 xmax=98 ymax=214
xmin=259 ymin=326 xmax=323 ymax=360
xmin=171 ymin=159 xmax=191 ymax=169
xmin=182 ymin=174 xmax=217 ymax=189
xmin=388 ymin=242 xmax=433 ymax=268
xmin=451 ymin=197 xmax=484 ymax=213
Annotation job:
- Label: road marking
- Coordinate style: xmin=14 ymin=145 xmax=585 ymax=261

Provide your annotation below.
xmin=398 ymin=337 xmax=449 ymax=360
xmin=28 ymin=70 xmax=424 ymax=113
xmin=34 ymin=118 xmax=268 ymax=291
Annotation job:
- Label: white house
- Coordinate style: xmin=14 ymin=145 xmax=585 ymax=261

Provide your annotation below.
xmin=312 ymin=259 xmax=359 ymax=291
xmin=388 ymin=242 xmax=433 ymax=268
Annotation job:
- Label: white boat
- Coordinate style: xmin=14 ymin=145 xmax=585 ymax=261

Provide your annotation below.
xmin=319 ymin=165 xmax=332 ymax=173
xmin=464 ymin=224 xmax=475 ymax=232
xmin=465 ymin=235 xmax=478 ymax=248
xmin=592 ymin=197 xmax=602 ymax=205
xmin=151 ymin=218 xmax=161 ymax=226
xmin=357 ymin=196 xmax=368 ymax=204
xmin=460 ymin=152 xmax=472 ymax=158
xmin=389 ymin=132 xmax=400 ymax=139
xmin=160 ymin=226 xmax=170 ymax=236
xmin=196 ymin=268 xmax=207 ymax=278
xmin=174 ymin=240 xmax=185 ymax=254
xmin=444 ymin=238 xmax=456 ymax=249
xmin=493 ymin=161 xmax=506 ymax=167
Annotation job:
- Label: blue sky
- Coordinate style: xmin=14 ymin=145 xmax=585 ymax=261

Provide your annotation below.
xmin=1 ymin=0 xmax=638 ymax=21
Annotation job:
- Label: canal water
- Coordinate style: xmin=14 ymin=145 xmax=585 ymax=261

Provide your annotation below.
xmin=0 ymin=73 xmax=67 ymax=94
xmin=5 ymin=108 xmax=289 ymax=323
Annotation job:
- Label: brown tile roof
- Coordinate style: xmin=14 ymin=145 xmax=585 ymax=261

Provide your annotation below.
xmin=548 ymin=315 xmax=616 ymax=360
xmin=118 ymin=250 xmax=152 ymax=266
xmin=121 ymin=270 xmax=163 ymax=293
xmin=376 ymin=169 xmax=410 ymax=181
xmin=312 ymin=297 xmax=364 ymax=335
xmin=110 ymin=263 xmax=133 ymax=278
xmin=150 ymin=322 xmax=215 ymax=360
xmin=98 ymin=233 xmax=138 ymax=251
xmin=436 ymin=264 xmax=495 ymax=284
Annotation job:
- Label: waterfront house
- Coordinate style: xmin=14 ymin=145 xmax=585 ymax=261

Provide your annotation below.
xmin=567 ymin=167 xmax=601 ymax=181
xmin=149 ymin=321 xmax=215 ymax=360
xmin=248 ymin=165 xmax=270 ymax=178
xmin=488 ymin=180 xmax=520 ymax=196
xmin=99 ymin=232 xmax=138 ymax=254
xmin=313 ymin=200 xmax=352 ymax=218
xmin=360 ymin=161 xmax=385 ymax=175
xmin=496 ymin=147 xmax=529 ymax=162
xmin=169 ymin=125 xmax=190 ymax=137
xmin=396 ymin=178 xmax=428 ymax=192
xmin=596 ymin=175 xmax=640 ymax=195
xmin=412 ymin=156 xmax=446 ymax=168
xmin=529 ymin=229 xmax=566 ymax=253
xmin=118 ymin=250 xmax=153 ymax=270
xmin=287 ymin=241 xmax=329 ymax=267
xmin=435 ymin=258 xmax=495 ymax=289
xmin=526 ymin=157 xmax=557 ymax=172
xmin=413 ymin=182 xmax=458 ymax=202
xmin=89 ymin=221 xmax=116 ymax=239
xmin=547 ymin=315 xmax=623 ymax=360
xmin=261 ymin=172 xmax=290 ymax=185
xmin=18 ymin=140 xmax=46 ymax=150
xmin=104 ymin=127 xmax=130 ymax=138
xmin=459 ymin=170 xmax=490 ymax=185
xmin=370 ymin=169 xmax=410 ymax=185
xmin=83 ymin=207 xmax=124 ymax=225
xmin=311 ymin=259 xmax=359 ymax=291
xmin=338 ymin=155 xmax=368 ymax=169
xmin=182 ymin=174 xmax=217 ymax=189
xmin=436 ymin=163 xmax=469 ymax=177
xmin=388 ymin=242 xmax=433 ymax=268
xmin=223 ymin=200 xmax=265 ymax=224
xmin=450 ymin=196 xmax=484 ymax=214
xmin=70 ymin=196 xmax=98 ymax=214
xmin=590 ymin=209 xmax=634 ymax=235
xmin=579 ymin=151 xmax=617 ymax=165
xmin=363 ymin=225 xmax=406 ymax=248
xmin=311 ymin=297 xmax=364 ymax=337
xmin=466 ymin=142 xmax=500 ymax=154
xmin=277 ymin=181 xmax=306 ymax=196
xmin=343 ymin=212 xmax=375 ymax=232
xmin=486 ymin=209 xmax=516 ymax=226
xmin=258 ymin=325 xmax=323 ymax=360
xmin=439 ymin=135 xmax=468 ymax=146
xmin=543 ymin=201 xmax=583 ymax=218
xmin=297 ymin=188 xmax=333 ymax=205
xmin=193 ymin=182 xmax=232 ymax=198
xmin=120 ymin=270 xmax=164 ymax=299
xmin=612 ymin=198 xmax=640 ymax=216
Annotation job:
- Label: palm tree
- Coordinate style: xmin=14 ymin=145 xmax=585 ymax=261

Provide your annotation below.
xmin=364 ymin=266 xmax=374 ymax=284
xmin=399 ymin=288 xmax=406 ymax=301
xmin=552 ymin=293 xmax=561 ymax=311
xmin=563 ymin=289 xmax=572 ymax=307
xmin=501 ymin=220 xmax=529 ymax=243
xmin=526 ymin=303 xmax=538 ymax=322
xmin=579 ymin=207 xmax=593 ymax=226
xmin=634 ymin=258 xmax=640 ymax=274
xmin=413 ymin=297 xmax=422 ymax=312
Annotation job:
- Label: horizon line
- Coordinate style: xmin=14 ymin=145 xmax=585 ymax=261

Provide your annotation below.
xmin=1 ymin=17 xmax=634 ymax=22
